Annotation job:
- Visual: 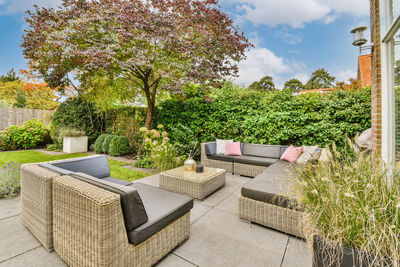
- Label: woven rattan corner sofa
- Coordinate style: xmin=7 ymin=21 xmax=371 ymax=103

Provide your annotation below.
xmin=201 ymin=142 xmax=319 ymax=238
xmin=21 ymin=155 xmax=193 ymax=266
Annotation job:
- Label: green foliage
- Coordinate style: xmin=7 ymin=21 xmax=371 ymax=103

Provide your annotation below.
xmin=248 ymin=75 xmax=275 ymax=92
xmin=134 ymin=157 xmax=153 ymax=169
xmin=150 ymin=143 xmax=182 ymax=172
xmin=0 ymin=69 xmax=19 ymax=83
xmin=1 ymin=119 xmax=49 ymax=150
xmin=284 ymin=78 xmax=304 ymax=92
xmin=293 ymin=141 xmax=400 ymax=264
xmin=102 ymin=134 xmax=115 ymax=154
xmin=94 ymin=134 xmax=109 ymax=154
xmin=395 ymin=59 xmax=400 ymax=86
xmin=51 ymin=98 xmax=103 ymax=145
xmin=0 ymin=161 xmax=21 ymax=199
xmin=46 ymin=144 xmax=61 ymax=152
xmin=154 ymin=87 xmax=371 ymax=152
xmin=108 ymin=136 xmax=132 ymax=156
xmin=305 ymin=68 xmax=336 ymax=89
xmin=59 ymin=128 xmax=86 ymax=138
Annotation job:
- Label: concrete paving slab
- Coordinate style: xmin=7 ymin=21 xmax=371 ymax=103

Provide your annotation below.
xmin=0 ymin=246 xmax=66 ymax=267
xmin=0 ymin=216 xmax=41 ymax=262
xmin=190 ymin=202 xmax=211 ymax=224
xmin=174 ymin=208 xmax=289 ymax=267
xmin=0 ymin=196 xmax=20 ymax=221
xmin=134 ymin=174 xmax=160 ymax=187
xmin=156 ymin=253 xmax=197 ymax=267
xmin=214 ymin=188 xmax=241 ymax=216
xmin=281 ymin=237 xmax=312 ymax=267
xmin=199 ymin=174 xmax=248 ymax=208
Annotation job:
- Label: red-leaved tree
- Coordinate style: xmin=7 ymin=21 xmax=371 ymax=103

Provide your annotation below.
xmin=22 ymin=0 xmax=251 ymax=127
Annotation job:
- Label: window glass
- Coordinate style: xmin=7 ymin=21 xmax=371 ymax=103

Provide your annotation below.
xmin=394 ymin=28 xmax=400 ymax=161
xmin=393 ymin=0 xmax=400 ymax=24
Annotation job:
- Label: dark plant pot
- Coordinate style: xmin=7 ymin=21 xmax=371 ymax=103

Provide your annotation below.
xmin=312 ymin=235 xmax=392 ymax=267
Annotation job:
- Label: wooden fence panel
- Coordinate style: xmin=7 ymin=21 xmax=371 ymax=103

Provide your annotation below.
xmin=0 ymin=107 xmax=54 ymax=131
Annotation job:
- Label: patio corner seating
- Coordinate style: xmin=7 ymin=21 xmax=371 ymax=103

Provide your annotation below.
xmin=201 ymin=142 xmax=285 ymax=177
xmin=201 ymin=142 xmax=319 ymax=238
xmin=21 ymin=155 xmax=194 ymax=266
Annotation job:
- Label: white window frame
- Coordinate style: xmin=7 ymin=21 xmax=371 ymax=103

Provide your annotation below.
xmin=380 ymin=0 xmax=400 ymax=165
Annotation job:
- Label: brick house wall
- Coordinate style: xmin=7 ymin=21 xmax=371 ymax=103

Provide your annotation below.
xmin=370 ymin=0 xmax=382 ymax=155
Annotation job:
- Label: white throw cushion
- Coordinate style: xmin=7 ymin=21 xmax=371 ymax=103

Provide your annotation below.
xmin=216 ymin=139 xmax=233 ymax=155
xmin=296 ymin=145 xmax=318 ymax=164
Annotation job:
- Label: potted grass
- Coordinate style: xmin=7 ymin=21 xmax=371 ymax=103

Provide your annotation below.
xmin=60 ymin=128 xmax=88 ymax=153
xmin=292 ymin=140 xmax=399 ymax=267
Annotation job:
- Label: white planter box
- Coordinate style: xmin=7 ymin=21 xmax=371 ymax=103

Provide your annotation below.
xmin=63 ymin=136 xmax=88 ymax=153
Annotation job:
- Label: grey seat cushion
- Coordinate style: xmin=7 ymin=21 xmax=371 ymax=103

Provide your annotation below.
xmin=241 ymin=161 xmax=297 ymax=208
xmin=101 ymin=177 xmax=133 ymax=186
xmin=52 ymin=155 xmax=110 ymax=178
xmin=242 ymin=144 xmax=281 ymax=159
xmin=71 ymin=172 xmax=148 ymax=231
xmin=127 ymin=183 xmax=194 ymax=245
xmin=207 ymin=154 xmax=234 ymax=162
xmin=233 ymin=155 xmax=278 ymax=167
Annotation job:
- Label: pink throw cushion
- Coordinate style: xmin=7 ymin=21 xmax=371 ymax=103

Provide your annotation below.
xmin=280 ymin=145 xmax=303 ymax=163
xmin=225 ymin=142 xmax=242 ymax=156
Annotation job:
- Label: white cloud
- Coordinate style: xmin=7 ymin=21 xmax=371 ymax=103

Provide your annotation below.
xmin=225 ymin=0 xmax=369 ymax=28
xmin=274 ymin=26 xmax=303 ymax=45
xmin=235 ymin=47 xmax=293 ymax=87
xmin=0 ymin=0 xmax=61 ymax=14
xmin=335 ymin=69 xmax=356 ymax=82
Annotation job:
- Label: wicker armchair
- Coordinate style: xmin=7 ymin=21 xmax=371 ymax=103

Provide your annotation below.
xmin=52 ymin=175 xmax=190 ymax=267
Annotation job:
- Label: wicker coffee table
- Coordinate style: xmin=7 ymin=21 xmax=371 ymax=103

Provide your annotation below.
xmin=160 ymin=166 xmax=226 ymax=200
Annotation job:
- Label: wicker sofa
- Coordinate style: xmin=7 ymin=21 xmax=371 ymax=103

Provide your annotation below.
xmin=201 ymin=142 xmax=288 ymax=177
xmin=201 ymin=142 xmax=319 ymax=238
xmin=21 ymin=155 xmax=193 ymax=266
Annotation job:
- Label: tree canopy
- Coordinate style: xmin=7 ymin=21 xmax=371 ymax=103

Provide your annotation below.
xmin=306 ymin=68 xmax=336 ymax=90
xmin=283 ymin=78 xmax=304 ymax=92
xmin=248 ymin=76 xmax=275 ymax=92
xmin=22 ymin=0 xmax=251 ymax=127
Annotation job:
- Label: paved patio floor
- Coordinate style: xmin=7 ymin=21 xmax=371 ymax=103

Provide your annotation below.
xmin=0 ymin=173 xmax=312 ymax=267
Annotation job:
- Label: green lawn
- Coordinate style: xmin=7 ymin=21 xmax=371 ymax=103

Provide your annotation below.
xmin=0 ymin=150 xmax=149 ymax=182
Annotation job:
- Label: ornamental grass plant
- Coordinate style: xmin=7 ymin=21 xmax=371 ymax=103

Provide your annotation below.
xmin=292 ymin=140 xmax=400 ymax=266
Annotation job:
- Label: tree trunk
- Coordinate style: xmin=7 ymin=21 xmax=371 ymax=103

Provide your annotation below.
xmin=145 ymin=100 xmax=154 ymax=129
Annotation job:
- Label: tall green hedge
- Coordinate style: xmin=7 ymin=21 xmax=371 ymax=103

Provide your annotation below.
xmin=154 ymin=87 xmax=371 ymax=155
xmin=51 ymin=98 xmax=104 ymax=146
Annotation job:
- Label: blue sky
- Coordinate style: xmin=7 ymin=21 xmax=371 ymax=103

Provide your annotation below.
xmin=0 ymin=0 xmax=370 ymax=88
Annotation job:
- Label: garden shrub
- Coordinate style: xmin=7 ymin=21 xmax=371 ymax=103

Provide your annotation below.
xmin=0 ymin=161 xmax=21 ymax=199
xmin=154 ymin=86 xmax=371 ymax=153
xmin=102 ymin=134 xmax=115 ymax=154
xmin=51 ymin=98 xmax=103 ymax=147
xmin=150 ymin=143 xmax=182 ymax=172
xmin=94 ymin=134 xmax=109 ymax=154
xmin=1 ymin=119 xmax=49 ymax=150
xmin=108 ymin=136 xmax=132 ymax=156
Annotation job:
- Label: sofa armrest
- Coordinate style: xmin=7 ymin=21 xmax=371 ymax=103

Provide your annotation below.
xmin=52 ymin=175 xmax=130 ymax=267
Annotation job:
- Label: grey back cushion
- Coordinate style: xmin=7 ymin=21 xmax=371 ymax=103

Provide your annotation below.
xmin=39 ymin=163 xmax=74 ymax=175
xmin=280 ymin=146 xmax=289 ymax=158
xmin=242 ymin=144 xmax=281 ymax=158
xmin=52 ymin=155 xmax=110 ymax=178
xmin=71 ymin=172 xmax=148 ymax=230
xmin=205 ymin=142 xmax=216 ymax=156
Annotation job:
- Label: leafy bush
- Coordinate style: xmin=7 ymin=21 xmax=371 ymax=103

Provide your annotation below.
xmin=51 ymin=98 xmax=103 ymax=146
xmin=293 ymin=141 xmax=400 ymax=265
xmin=46 ymin=144 xmax=61 ymax=152
xmin=59 ymin=128 xmax=86 ymax=138
xmin=154 ymin=86 xmax=371 ymax=152
xmin=102 ymin=134 xmax=115 ymax=154
xmin=0 ymin=161 xmax=21 ymax=199
xmin=108 ymin=136 xmax=132 ymax=156
xmin=134 ymin=157 xmax=153 ymax=169
xmin=94 ymin=134 xmax=109 ymax=154
xmin=1 ymin=119 xmax=49 ymax=150
xmin=150 ymin=143 xmax=182 ymax=172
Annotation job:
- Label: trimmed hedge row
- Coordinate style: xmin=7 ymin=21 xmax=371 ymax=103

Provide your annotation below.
xmin=94 ymin=134 xmax=131 ymax=156
xmin=154 ymin=87 xmax=371 ymax=156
